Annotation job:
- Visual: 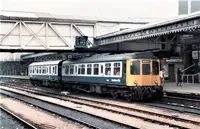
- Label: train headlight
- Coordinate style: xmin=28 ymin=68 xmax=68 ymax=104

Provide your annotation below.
xmin=154 ymin=80 xmax=158 ymax=84
xmin=134 ymin=80 xmax=137 ymax=85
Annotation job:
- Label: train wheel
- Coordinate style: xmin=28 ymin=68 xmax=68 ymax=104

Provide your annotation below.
xmin=126 ymin=93 xmax=133 ymax=102
xmin=144 ymin=87 xmax=152 ymax=100
xmin=111 ymin=91 xmax=118 ymax=99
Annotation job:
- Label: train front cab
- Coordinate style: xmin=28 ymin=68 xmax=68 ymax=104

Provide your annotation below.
xmin=126 ymin=58 xmax=163 ymax=99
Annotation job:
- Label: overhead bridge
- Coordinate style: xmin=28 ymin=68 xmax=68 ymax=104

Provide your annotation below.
xmin=0 ymin=10 xmax=147 ymax=52
xmin=1 ymin=10 xmax=200 ymax=52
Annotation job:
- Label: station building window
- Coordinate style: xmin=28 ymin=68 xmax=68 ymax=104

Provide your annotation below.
xmin=105 ymin=63 xmax=111 ymax=75
xmin=93 ymin=64 xmax=99 ymax=75
xmin=87 ymin=64 xmax=92 ymax=75
xmin=114 ymin=63 xmax=121 ymax=76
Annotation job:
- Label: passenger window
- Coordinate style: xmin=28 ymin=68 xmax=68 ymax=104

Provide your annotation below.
xmin=142 ymin=64 xmax=150 ymax=75
xmin=87 ymin=64 xmax=92 ymax=75
xmin=42 ymin=67 xmax=45 ymax=74
xmin=41 ymin=67 xmax=42 ymax=74
xmin=114 ymin=63 xmax=121 ymax=76
xmin=45 ymin=66 xmax=47 ymax=74
xmin=70 ymin=65 xmax=74 ymax=74
xmin=52 ymin=66 xmax=55 ymax=74
xmin=46 ymin=67 xmax=48 ymax=74
xmin=101 ymin=65 xmax=103 ymax=74
xmin=152 ymin=61 xmax=159 ymax=75
xmin=131 ymin=61 xmax=140 ymax=75
xmin=75 ymin=66 xmax=77 ymax=74
xmin=49 ymin=66 xmax=51 ymax=74
xmin=105 ymin=63 xmax=111 ymax=75
xmin=37 ymin=67 xmax=39 ymax=74
xmin=55 ymin=66 xmax=57 ymax=74
xmin=78 ymin=65 xmax=81 ymax=75
xmin=65 ymin=65 xmax=69 ymax=74
xmin=40 ymin=66 xmax=42 ymax=74
xmin=93 ymin=64 xmax=99 ymax=75
xmin=81 ymin=64 xmax=85 ymax=75
xmin=34 ymin=67 xmax=37 ymax=74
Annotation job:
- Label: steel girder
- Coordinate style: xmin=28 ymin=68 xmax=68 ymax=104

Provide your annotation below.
xmin=0 ymin=20 xmax=95 ymax=51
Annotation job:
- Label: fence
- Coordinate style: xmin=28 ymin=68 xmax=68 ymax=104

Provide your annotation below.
xmin=176 ymin=73 xmax=200 ymax=84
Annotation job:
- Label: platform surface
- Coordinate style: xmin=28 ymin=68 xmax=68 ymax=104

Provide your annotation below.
xmin=0 ymin=75 xmax=29 ymax=79
xmin=163 ymin=82 xmax=200 ymax=95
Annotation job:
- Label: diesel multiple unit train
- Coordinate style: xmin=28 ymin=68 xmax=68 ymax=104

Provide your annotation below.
xmin=28 ymin=52 xmax=163 ymax=101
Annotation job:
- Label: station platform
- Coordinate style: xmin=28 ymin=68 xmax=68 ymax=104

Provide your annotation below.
xmin=163 ymin=82 xmax=200 ymax=95
xmin=0 ymin=75 xmax=29 ymax=80
xmin=0 ymin=75 xmax=199 ymax=95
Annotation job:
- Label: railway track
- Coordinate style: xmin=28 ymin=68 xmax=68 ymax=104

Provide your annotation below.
xmin=0 ymin=88 xmax=134 ymax=129
xmin=163 ymin=96 xmax=200 ymax=108
xmin=142 ymin=93 xmax=200 ymax=115
xmin=162 ymin=93 xmax=200 ymax=108
xmin=0 ymin=106 xmax=38 ymax=129
xmin=165 ymin=92 xmax=200 ymax=99
xmin=1 ymin=85 xmax=200 ymax=129
xmin=3 ymin=83 xmax=200 ymax=115
xmin=143 ymin=102 xmax=200 ymax=116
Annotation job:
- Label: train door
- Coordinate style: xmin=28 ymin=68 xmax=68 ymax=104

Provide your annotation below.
xmin=58 ymin=63 xmax=62 ymax=83
xmin=152 ymin=60 xmax=160 ymax=85
xmin=126 ymin=59 xmax=141 ymax=86
xmin=100 ymin=63 xmax=105 ymax=76
xmin=141 ymin=59 xmax=152 ymax=86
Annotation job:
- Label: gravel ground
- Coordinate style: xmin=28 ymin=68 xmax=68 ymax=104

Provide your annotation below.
xmin=0 ymin=95 xmax=88 ymax=129
xmin=0 ymin=86 xmax=179 ymax=129
xmin=0 ymin=108 xmax=31 ymax=129
xmin=0 ymin=89 xmax=133 ymax=129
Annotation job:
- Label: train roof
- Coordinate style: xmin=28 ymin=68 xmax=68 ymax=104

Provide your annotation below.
xmin=67 ymin=52 xmax=158 ymax=63
xmin=29 ymin=60 xmax=62 ymax=66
